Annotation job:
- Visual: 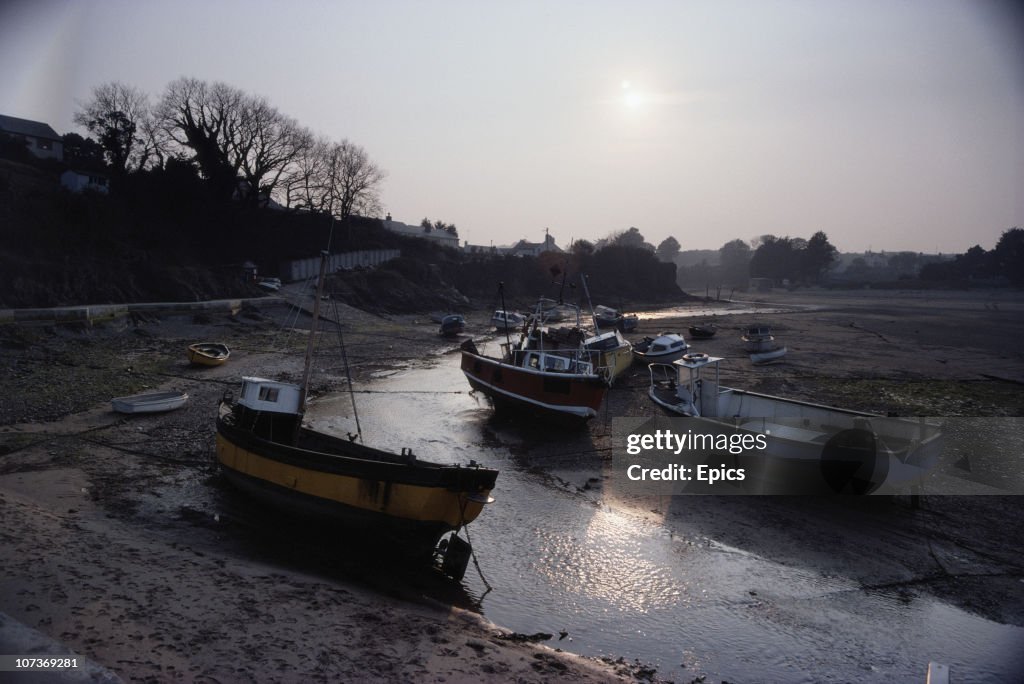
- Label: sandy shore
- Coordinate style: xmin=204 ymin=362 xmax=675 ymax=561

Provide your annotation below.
xmin=1 ymin=287 xmax=1022 ymax=682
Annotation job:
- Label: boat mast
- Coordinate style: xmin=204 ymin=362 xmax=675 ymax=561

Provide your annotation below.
xmin=498 ymin=282 xmax=512 ymax=350
xmin=580 ymin=274 xmax=599 ymax=332
xmin=299 ymin=250 xmax=330 ymax=411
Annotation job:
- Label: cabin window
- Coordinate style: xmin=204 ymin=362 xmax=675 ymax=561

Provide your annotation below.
xmin=545 ymin=356 xmax=569 ymax=371
xmin=258 ymin=387 xmax=280 ymax=402
xmin=651 ymin=344 xmax=665 ymax=352
xmin=528 ymin=355 xmax=540 ymax=369
xmin=671 ymin=341 xmax=684 ymax=349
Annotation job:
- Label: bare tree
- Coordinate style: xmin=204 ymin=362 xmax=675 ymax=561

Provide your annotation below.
xmin=323 ymin=140 xmax=386 ymax=223
xmin=155 ymin=77 xmax=244 ymax=199
xmin=234 ymin=96 xmax=309 ymax=206
xmin=276 ymin=135 xmax=386 ymax=223
xmin=74 ymin=81 xmax=151 ymax=175
xmin=279 ymin=133 xmax=331 ymax=212
xmin=137 ymin=113 xmax=172 ymax=170
xmin=156 ymin=77 xmax=315 ymax=205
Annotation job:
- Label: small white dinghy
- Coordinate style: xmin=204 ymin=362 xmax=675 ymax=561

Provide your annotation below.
xmin=750 ymin=346 xmax=788 ymax=364
xmin=111 ymin=390 xmax=189 ymax=414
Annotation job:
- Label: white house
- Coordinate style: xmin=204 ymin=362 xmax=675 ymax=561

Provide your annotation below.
xmin=382 ymin=215 xmax=460 ymax=248
xmin=0 ymin=114 xmax=63 ymax=161
xmin=464 ymin=232 xmax=563 ymax=257
xmin=60 ymin=169 xmax=109 ymax=194
xmin=464 ymin=242 xmax=511 ymax=257
xmin=508 ymin=231 xmax=562 ymax=257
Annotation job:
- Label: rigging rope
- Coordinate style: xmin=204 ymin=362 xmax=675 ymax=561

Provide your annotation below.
xmin=331 ymin=296 xmax=362 ymax=441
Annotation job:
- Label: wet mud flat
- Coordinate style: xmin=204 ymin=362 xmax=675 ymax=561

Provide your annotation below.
xmin=0 ymin=300 xmax=657 ymax=683
xmin=433 ymin=288 xmax=1024 ymax=681
xmin=1 ymin=288 xmax=1023 ymax=682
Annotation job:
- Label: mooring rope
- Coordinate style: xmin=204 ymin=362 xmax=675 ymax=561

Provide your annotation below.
xmin=459 ymin=499 xmax=493 ymax=593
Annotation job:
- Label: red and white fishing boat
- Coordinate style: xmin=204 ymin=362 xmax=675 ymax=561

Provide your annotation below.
xmin=460 ymin=298 xmax=609 ymax=424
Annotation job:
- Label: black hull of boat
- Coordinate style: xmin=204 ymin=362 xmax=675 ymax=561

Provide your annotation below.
xmin=216 ymin=404 xmax=497 ymax=554
xmin=219 ymin=466 xmax=452 ymax=557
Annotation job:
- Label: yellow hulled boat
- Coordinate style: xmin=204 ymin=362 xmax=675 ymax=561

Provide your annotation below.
xmin=215 ymin=253 xmax=497 ymax=579
xmin=188 ymin=342 xmax=231 ymax=366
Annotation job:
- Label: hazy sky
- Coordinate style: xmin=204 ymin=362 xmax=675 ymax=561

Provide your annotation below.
xmin=2 ymin=0 xmax=1022 ymax=254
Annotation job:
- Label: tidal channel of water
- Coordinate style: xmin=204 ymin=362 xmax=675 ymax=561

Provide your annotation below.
xmin=310 ymin=358 xmax=1024 ymax=684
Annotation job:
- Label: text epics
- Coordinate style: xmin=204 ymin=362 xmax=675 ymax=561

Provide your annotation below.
xmin=627 ymin=463 xmax=746 ymax=483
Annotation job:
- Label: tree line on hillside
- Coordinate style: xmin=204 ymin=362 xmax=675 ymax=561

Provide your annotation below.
xmin=318 ymin=224 xmax=686 ymax=314
xmin=835 ymin=251 xmax=948 ymax=283
xmin=671 ymin=227 xmax=1022 ymax=289
xmin=919 ymin=228 xmax=1023 ymax=286
xmin=568 ymin=227 xmax=681 ymax=261
xmin=0 ymin=77 xmax=391 ymax=308
xmin=25 ymin=79 xmax=386 ymax=223
xmin=672 ymin=231 xmax=838 ymax=288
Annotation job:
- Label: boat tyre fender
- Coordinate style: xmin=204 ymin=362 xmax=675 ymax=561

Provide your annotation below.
xmin=683 ymin=353 xmax=707 ymax=362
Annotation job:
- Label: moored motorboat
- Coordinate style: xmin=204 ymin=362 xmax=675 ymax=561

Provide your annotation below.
xmin=439 ymin=314 xmax=466 ymax=337
xmin=646 ymin=354 xmax=942 ymax=494
xmin=538 ymin=297 xmax=577 ymax=322
xmin=742 ymin=325 xmax=776 ymax=352
xmin=742 ymin=325 xmax=785 ymax=362
xmin=593 ymin=305 xmax=622 ymax=328
xmin=750 ymin=346 xmax=788 ymax=364
xmin=688 ymin=324 xmax=716 ymax=339
xmin=460 ymin=297 xmax=609 ymax=424
xmin=595 ymin=305 xmax=638 ymax=332
xmin=632 ymin=333 xmax=689 ymax=365
xmin=188 ymin=342 xmax=231 ymax=366
xmin=111 ymin=390 xmax=189 ymax=414
xmin=618 ymin=313 xmax=639 ymax=333
xmin=216 ymin=378 xmax=497 ymax=575
xmin=491 ymin=309 xmax=526 ymax=331
xmin=583 ymin=329 xmax=633 ymax=384
xmin=216 ymin=253 xmax=498 ymax=579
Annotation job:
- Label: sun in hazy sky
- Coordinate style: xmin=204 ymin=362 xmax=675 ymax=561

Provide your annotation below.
xmin=621 ymin=80 xmax=644 ymax=109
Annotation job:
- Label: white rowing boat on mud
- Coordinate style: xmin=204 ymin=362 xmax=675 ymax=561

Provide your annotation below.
xmin=750 ymin=346 xmax=787 ymax=364
xmin=111 ymin=390 xmax=189 ymax=414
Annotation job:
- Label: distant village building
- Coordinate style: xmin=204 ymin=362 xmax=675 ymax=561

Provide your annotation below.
xmin=463 ymin=242 xmax=510 ymax=257
xmin=0 ymin=114 xmax=63 ymax=161
xmin=382 ymin=214 xmax=460 ymax=248
xmin=465 ymin=230 xmax=563 ymax=257
xmin=60 ymin=169 xmax=109 ymax=194
xmin=508 ymin=230 xmax=562 ymax=257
